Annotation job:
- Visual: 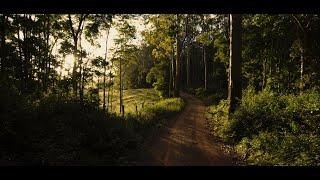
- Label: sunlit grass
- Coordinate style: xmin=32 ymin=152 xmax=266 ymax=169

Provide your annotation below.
xmin=99 ymin=88 xmax=161 ymax=115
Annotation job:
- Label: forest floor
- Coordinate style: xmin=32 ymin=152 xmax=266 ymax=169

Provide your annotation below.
xmin=134 ymin=92 xmax=235 ymax=166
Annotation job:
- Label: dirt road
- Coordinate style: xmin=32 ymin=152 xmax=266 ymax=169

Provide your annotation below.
xmin=135 ymin=92 xmax=234 ymax=166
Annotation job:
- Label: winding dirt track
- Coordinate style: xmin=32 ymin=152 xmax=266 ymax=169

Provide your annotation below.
xmin=135 ymin=92 xmax=234 ymax=166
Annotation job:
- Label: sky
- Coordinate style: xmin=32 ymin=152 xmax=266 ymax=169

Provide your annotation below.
xmin=54 ymin=15 xmax=147 ymax=76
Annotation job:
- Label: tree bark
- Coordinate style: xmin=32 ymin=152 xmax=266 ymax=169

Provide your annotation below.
xmin=169 ymin=56 xmax=172 ymax=97
xmin=228 ymin=14 xmax=242 ymax=114
xmin=173 ymin=15 xmax=181 ymax=97
xmin=171 ymin=47 xmax=175 ymax=97
xmin=103 ymin=28 xmax=110 ymax=112
xmin=174 ymin=37 xmax=180 ymax=97
xmin=300 ymin=44 xmax=304 ymax=91
xmin=299 ymin=33 xmax=306 ymax=92
xmin=79 ymin=22 xmax=85 ymax=103
xmin=119 ymin=58 xmax=123 ymax=114
xmin=186 ymin=44 xmax=190 ymax=88
xmin=203 ymin=46 xmax=207 ymax=91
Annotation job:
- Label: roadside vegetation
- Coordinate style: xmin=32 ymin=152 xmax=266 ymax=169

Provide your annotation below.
xmin=206 ymin=86 xmax=320 ymax=165
xmin=0 ymin=85 xmax=184 ymax=165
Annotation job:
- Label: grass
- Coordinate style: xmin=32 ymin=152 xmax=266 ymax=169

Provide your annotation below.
xmin=100 ymin=88 xmax=161 ymax=115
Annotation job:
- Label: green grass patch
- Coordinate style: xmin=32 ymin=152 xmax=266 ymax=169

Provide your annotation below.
xmin=100 ymin=88 xmax=161 ymax=115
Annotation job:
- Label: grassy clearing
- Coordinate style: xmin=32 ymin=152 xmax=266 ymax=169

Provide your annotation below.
xmin=125 ymin=97 xmax=185 ymax=139
xmin=100 ymin=88 xmax=161 ymax=115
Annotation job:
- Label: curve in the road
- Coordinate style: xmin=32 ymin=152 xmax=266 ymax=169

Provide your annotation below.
xmin=136 ymin=92 xmax=234 ymax=166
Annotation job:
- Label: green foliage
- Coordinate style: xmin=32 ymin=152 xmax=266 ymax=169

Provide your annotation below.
xmin=206 ymin=100 xmax=233 ymax=142
xmin=146 ymin=61 xmax=169 ymax=98
xmin=236 ymin=132 xmax=320 ymax=165
xmin=207 ymin=87 xmax=320 ymax=165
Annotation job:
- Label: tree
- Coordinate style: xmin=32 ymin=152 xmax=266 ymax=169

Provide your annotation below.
xmin=84 ymin=14 xmax=113 ymax=111
xmin=196 ymin=16 xmax=214 ymax=91
xmin=112 ymin=15 xmax=136 ymax=114
xmin=228 ymin=14 xmax=242 ymax=114
xmin=142 ymin=14 xmax=176 ymax=97
xmin=63 ymin=14 xmax=88 ymax=97
xmin=174 ymin=14 xmax=181 ymax=97
xmin=290 ymin=14 xmax=315 ymax=92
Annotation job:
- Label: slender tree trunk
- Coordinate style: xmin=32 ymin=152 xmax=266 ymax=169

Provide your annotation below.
xmin=171 ymin=47 xmax=175 ymax=96
xmin=103 ymin=63 xmax=106 ymax=111
xmin=119 ymin=58 xmax=123 ymax=114
xmin=228 ymin=14 xmax=242 ymax=114
xmin=185 ymin=15 xmax=190 ymax=89
xmin=72 ymin=39 xmax=78 ymax=97
xmin=110 ymin=84 xmax=113 ymax=113
xmin=300 ymin=45 xmax=304 ymax=91
xmin=103 ymin=28 xmax=110 ymax=112
xmin=79 ymin=57 xmax=83 ymax=102
xmin=174 ymin=15 xmax=181 ymax=97
xmin=169 ymin=58 xmax=172 ymax=97
xmin=107 ymin=77 xmax=111 ymax=112
xmin=79 ymin=25 xmax=84 ymax=103
xmin=299 ymin=33 xmax=306 ymax=92
xmin=186 ymin=45 xmax=190 ymax=88
xmin=80 ymin=64 xmax=85 ymax=104
xmin=174 ymin=37 xmax=180 ymax=97
xmin=203 ymin=46 xmax=207 ymax=91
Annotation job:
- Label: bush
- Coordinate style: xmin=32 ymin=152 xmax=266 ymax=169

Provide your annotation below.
xmin=236 ymin=132 xmax=320 ymax=165
xmin=0 ymin=84 xmax=185 ymax=165
xmin=0 ymin=86 xmax=140 ymax=165
xmin=207 ymin=87 xmax=320 ymax=165
xmin=206 ymin=100 xmax=234 ymax=142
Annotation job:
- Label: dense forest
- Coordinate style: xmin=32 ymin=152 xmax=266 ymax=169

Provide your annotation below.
xmin=0 ymin=14 xmax=319 ymax=165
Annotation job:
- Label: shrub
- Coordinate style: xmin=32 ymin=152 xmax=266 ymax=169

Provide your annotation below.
xmin=0 ymin=87 xmax=140 ymax=165
xmin=0 ymin=84 xmax=185 ymax=165
xmin=236 ymin=132 xmax=320 ymax=165
xmin=207 ymin=87 xmax=320 ymax=165
xmin=206 ymin=100 xmax=234 ymax=142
